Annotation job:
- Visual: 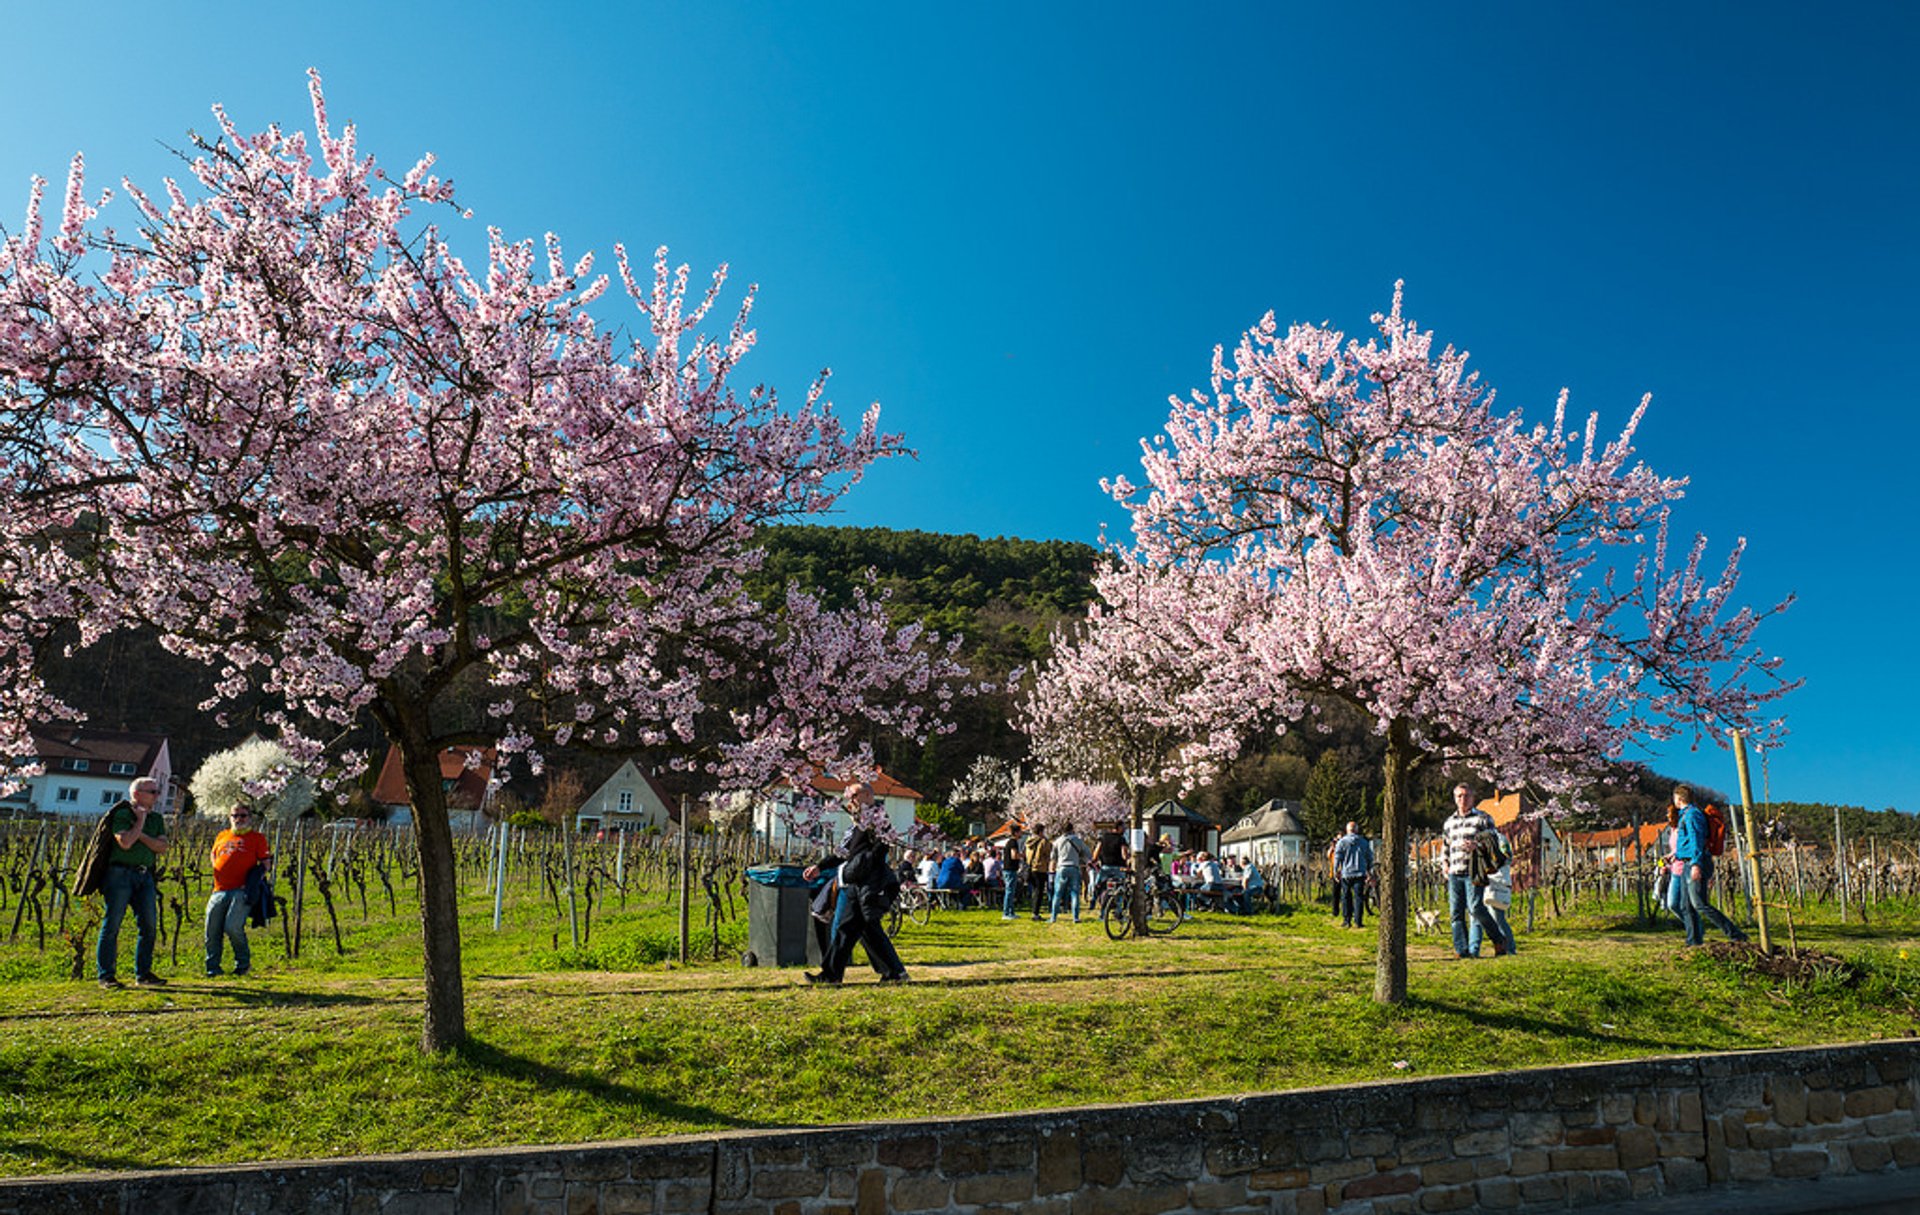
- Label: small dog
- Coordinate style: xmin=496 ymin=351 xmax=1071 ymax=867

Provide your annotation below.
xmin=1413 ymin=908 xmax=1442 ymax=935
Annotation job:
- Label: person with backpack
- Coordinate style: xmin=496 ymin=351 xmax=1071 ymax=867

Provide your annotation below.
xmin=1025 ymin=830 xmax=1053 ymax=921
xmin=1471 ymin=827 xmax=1517 ymax=955
xmin=1671 ymin=784 xmax=1749 ymax=946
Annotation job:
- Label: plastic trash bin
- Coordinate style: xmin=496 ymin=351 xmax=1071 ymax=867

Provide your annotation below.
xmin=744 ymin=865 xmax=826 ymax=968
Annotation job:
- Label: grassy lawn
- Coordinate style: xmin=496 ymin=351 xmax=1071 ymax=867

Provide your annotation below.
xmin=2 ymin=886 xmax=1916 ymax=1177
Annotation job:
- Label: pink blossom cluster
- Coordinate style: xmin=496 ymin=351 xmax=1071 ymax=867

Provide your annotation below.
xmin=1007 ymin=777 xmax=1127 ymax=835
xmin=1089 ymin=284 xmax=1795 ymax=802
xmin=0 ymin=71 xmax=971 ymax=795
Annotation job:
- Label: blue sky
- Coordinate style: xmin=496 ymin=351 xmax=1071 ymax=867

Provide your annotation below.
xmin=3 ymin=3 xmax=1914 ymax=812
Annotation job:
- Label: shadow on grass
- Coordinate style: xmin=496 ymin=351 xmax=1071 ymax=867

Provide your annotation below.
xmin=1404 ymin=995 xmax=1708 ymax=1052
xmin=0 ymin=1142 xmax=155 ymax=1174
xmin=454 ymin=1038 xmax=765 ymax=1130
xmin=0 ymin=984 xmax=392 ymax=1020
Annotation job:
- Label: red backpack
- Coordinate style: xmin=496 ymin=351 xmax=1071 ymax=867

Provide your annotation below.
xmin=1700 ymin=803 xmax=1729 ymax=858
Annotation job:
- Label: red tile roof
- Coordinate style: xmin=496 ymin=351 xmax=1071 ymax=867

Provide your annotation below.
xmin=371 ymin=745 xmax=496 ymax=811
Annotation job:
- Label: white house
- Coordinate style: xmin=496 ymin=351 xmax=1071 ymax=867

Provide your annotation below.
xmin=572 ymin=760 xmax=674 ymax=834
xmin=370 ymin=744 xmax=496 ymax=832
xmin=751 ymin=770 xmax=923 ymax=850
xmin=0 ymin=727 xmax=176 ymax=819
xmin=1219 ymin=799 xmax=1310 ymax=866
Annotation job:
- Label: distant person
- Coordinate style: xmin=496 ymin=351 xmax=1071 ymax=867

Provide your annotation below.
xmin=1332 ymin=821 xmax=1373 ymax=929
xmin=1231 ymin=857 xmax=1267 ymax=914
xmin=205 ymin=801 xmax=271 ymax=978
xmin=1671 ymin=784 xmax=1749 ymax=947
xmin=1191 ymin=851 xmax=1228 ymax=910
xmin=1049 ymin=825 xmax=1091 ymax=923
xmin=1483 ymin=841 xmax=1517 ymax=955
xmin=1091 ymin=824 xmax=1128 ymax=906
xmin=1444 ymin=784 xmax=1507 ymax=958
xmin=97 ymin=777 xmax=171 ymax=990
xmin=935 ymin=849 xmax=966 ymax=901
xmin=1000 ymin=830 xmax=1025 ymax=921
xmin=1026 ymin=830 xmax=1054 ymax=921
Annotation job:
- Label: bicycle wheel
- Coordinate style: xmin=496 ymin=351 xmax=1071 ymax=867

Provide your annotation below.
xmin=885 ymin=901 xmax=904 ymax=938
xmin=1102 ymin=891 xmax=1134 ymax=940
xmin=907 ymin=890 xmax=932 ymax=927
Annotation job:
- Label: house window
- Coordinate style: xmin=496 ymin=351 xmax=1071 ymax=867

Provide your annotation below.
xmin=101 ymin=791 xmax=118 ymax=805
xmin=617 ymin=790 xmax=634 ymax=815
xmin=108 ymin=762 xmax=137 ymax=776
xmin=64 ymin=758 xmax=90 ymax=772
xmin=56 ymin=787 xmax=80 ymax=803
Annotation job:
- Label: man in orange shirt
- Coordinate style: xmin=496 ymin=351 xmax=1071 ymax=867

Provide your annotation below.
xmin=206 ymin=803 xmax=271 ymax=978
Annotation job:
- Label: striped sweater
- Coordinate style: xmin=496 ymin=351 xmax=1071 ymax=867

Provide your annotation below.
xmin=1443 ymin=809 xmax=1494 ymax=876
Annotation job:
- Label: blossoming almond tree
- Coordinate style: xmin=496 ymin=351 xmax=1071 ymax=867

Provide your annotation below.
xmin=0 ymin=74 xmax=967 ymax=1051
xmin=1106 ymin=286 xmax=1795 ymax=1002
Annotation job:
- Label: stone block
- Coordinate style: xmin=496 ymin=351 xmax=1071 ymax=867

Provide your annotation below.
xmin=818 ymin=1140 xmax=871 ymax=1168
xmin=1549 ymin=1145 xmax=1620 ymax=1171
xmin=1397 ymin=1135 xmax=1449 ymax=1164
xmin=1475 ymin=1176 xmax=1521 ymax=1209
xmin=1416 ymin=1098 xmax=1467 ymax=1132
xmin=1305 ymin=1158 xmax=1370 ymax=1185
xmin=1891 ymin=1134 xmax=1920 ymax=1167
xmin=1418 ymin=1184 xmax=1477 ymax=1212
xmin=1808 ymin=1089 xmax=1846 ymax=1124
xmin=1465 ymin=1109 xmax=1509 ymax=1130
xmin=1600 ymin=1094 xmax=1635 ymax=1125
xmin=1084 ymin=1140 xmax=1126 ymax=1188
xmin=1039 ymin=1128 xmax=1082 ymax=1195
xmin=1846 ymin=1087 xmax=1899 ymax=1118
xmin=1419 ymin=1160 xmax=1476 ymax=1186
xmin=1508 ymin=1149 xmax=1548 ymax=1176
xmin=1187 ymin=1177 xmax=1249 ymax=1209
xmin=1510 ymin=1112 xmax=1563 ymax=1147
xmin=595 ymin=1183 xmax=651 ymax=1215
xmin=1677 ymin=1090 xmax=1704 ymax=1132
xmin=752 ymin=1144 xmax=808 ymax=1167
xmin=1867 ymin=1112 xmax=1915 ymax=1137
xmin=1126 ymin=1137 xmax=1202 ymax=1184
xmin=888 ymin=1175 xmax=951 ymax=1212
xmin=1849 ymin=1140 xmax=1894 ymax=1171
xmin=955 ymin=1174 xmax=1034 ymax=1205
xmin=876 ymin=1136 xmax=938 ymax=1170
xmin=1722 ymin=1114 xmax=1749 ymax=1150
xmin=1566 ymin=1173 xmax=1597 ymax=1206
xmin=1344 ymin=1172 xmax=1419 ymax=1200
xmin=533 ymin=1179 xmax=566 ymax=1201
xmin=1297 ymin=1135 xmax=1346 ymax=1164
xmin=1349 ymin=1131 xmax=1397 ymax=1157
xmin=1517 ymin=1174 xmax=1565 ymax=1204
xmin=942 ymin=1131 xmax=1035 ymax=1175
xmin=1770 ymin=1076 xmax=1808 ymax=1126
xmin=1072 ymin=1183 xmax=1188 ymax=1214
xmin=1452 ymin=1129 xmax=1508 ymax=1157
xmin=1634 ymin=1092 xmax=1660 ymax=1127
xmin=1657 ymin=1132 xmax=1705 ymax=1158
xmin=1274 ymin=1188 xmax=1325 ymax=1215
xmin=1746 ymin=1125 xmax=1792 ymax=1150
xmin=1728 ymin=1150 xmax=1773 ymax=1183
xmin=1662 ymin=1158 xmax=1709 ymax=1192
xmin=1772 ymin=1149 xmax=1828 ymax=1180
xmin=1617 ymin=1126 xmax=1659 ymax=1171
xmin=1630 ymin=1168 xmax=1661 ymax=1198
xmin=856 ymin=1170 xmax=887 ymax=1215
xmin=1249 ymin=1168 xmax=1310 ymax=1191
xmin=1565 ymin=1126 xmax=1615 ymax=1146
xmin=1204 ymin=1140 xmax=1260 ymax=1178
xmin=752 ymin=1169 xmax=827 ymax=1201
xmin=1594 ymin=1171 xmax=1633 ymax=1203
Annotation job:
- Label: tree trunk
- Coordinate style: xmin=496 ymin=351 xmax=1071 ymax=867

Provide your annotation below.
xmin=1374 ymin=719 xmax=1414 ymax=1005
xmin=398 ymin=735 xmax=467 ymax=1053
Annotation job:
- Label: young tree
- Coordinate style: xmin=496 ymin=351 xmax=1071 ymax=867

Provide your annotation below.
xmin=1108 ymin=285 xmax=1795 ymax=1002
xmin=1299 ymin=752 xmax=1355 ymax=846
xmin=189 ymin=737 xmax=318 ymax=824
xmin=0 ymin=74 xmax=966 ymax=1051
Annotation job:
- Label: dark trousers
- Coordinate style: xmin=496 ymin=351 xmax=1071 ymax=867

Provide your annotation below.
xmin=1338 ymin=876 xmax=1366 ymax=926
xmin=821 ymin=888 xmax=905 ymax=980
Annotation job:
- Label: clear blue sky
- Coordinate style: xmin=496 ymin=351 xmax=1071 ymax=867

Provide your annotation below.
xmin=3 ymin=2 xmax=1914 ymax=812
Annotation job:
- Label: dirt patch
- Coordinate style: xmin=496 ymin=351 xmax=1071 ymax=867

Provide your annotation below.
xmin=1702 ymin=941 xmax=1865 ymax=986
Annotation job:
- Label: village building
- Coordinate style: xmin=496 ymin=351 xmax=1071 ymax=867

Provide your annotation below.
xmin=751 ymin=770 xmax=923 ymax=849
xmin=0 ymin=726 xmax=178 ymax=818
xmin=370 ymin=744 xmax=497 ymax=831
xmin=1219 ymin=799 xmax=1310 ymax=866
xmin=571 ymin=760 xmax=675 ymax=834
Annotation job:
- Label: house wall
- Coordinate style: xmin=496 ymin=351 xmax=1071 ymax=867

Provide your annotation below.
xmin=576 ymin=765 xmax=671 ymax=832
xmin=6 ymin=1040 xmax=1916 ymax=1214
xmin=754 ymin=793 xmax=917 ymax=848
xmin=5 ymin=745 xmax=175 ymax=818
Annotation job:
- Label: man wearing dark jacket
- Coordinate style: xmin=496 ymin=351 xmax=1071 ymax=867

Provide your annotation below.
xmin=802 ymin=783 xmax=908 ymax=985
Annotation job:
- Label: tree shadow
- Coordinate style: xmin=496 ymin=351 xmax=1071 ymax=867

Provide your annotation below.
xmin=0 ymin=1141 xmax=155 ymax=1174
xmin=454 ymin=1038 xmax=764 ymax=1129
xmin=1404 ymin=995 xmax=1713 ymax=1052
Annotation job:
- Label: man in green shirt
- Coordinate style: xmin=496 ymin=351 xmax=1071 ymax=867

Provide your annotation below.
xmin=96 ymin=777 xmax=171 ymax=990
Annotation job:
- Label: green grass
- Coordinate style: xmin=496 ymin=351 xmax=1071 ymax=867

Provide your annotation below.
xmin=1 ymin=883 xmax=1916 ymax=1177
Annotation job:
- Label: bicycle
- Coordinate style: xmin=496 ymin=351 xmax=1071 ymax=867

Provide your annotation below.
xmin=1101 ymin=870 xmax=1184 ymax=939
xmin=885 ymin=883 xmax=934 ymax=938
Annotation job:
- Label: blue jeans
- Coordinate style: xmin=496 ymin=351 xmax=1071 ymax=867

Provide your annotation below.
xmin=97 ymin=864 xmax=158 ymax=981
xmin=1488 ymin=904 xmax=1517 ymax=954
xmin=1339 ymin=876 xmax=1367 ymax=926
xmin=1002 ymin=870 xmax=1022 ymax=917
xmin=205 ymin=888 xmax=251 ymax=976
xmin=1447 ymin=873 xmax=1504 ymax=957
xmin=1050 ymin=867 xmax=1082 ymax=921
xmin=1677 ymin=866 xmax=1747 ymax=945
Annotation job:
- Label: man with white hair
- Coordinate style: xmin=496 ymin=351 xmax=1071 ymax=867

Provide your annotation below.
xmin=1333 ymin=821 xmax=1373 ymax=929
xmin=96 ymin=777 xmax=172 ymax=989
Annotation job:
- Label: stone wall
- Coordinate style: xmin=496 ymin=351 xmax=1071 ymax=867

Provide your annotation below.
xmin=5 ymin=1041 xmax=1917 ymax=1214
